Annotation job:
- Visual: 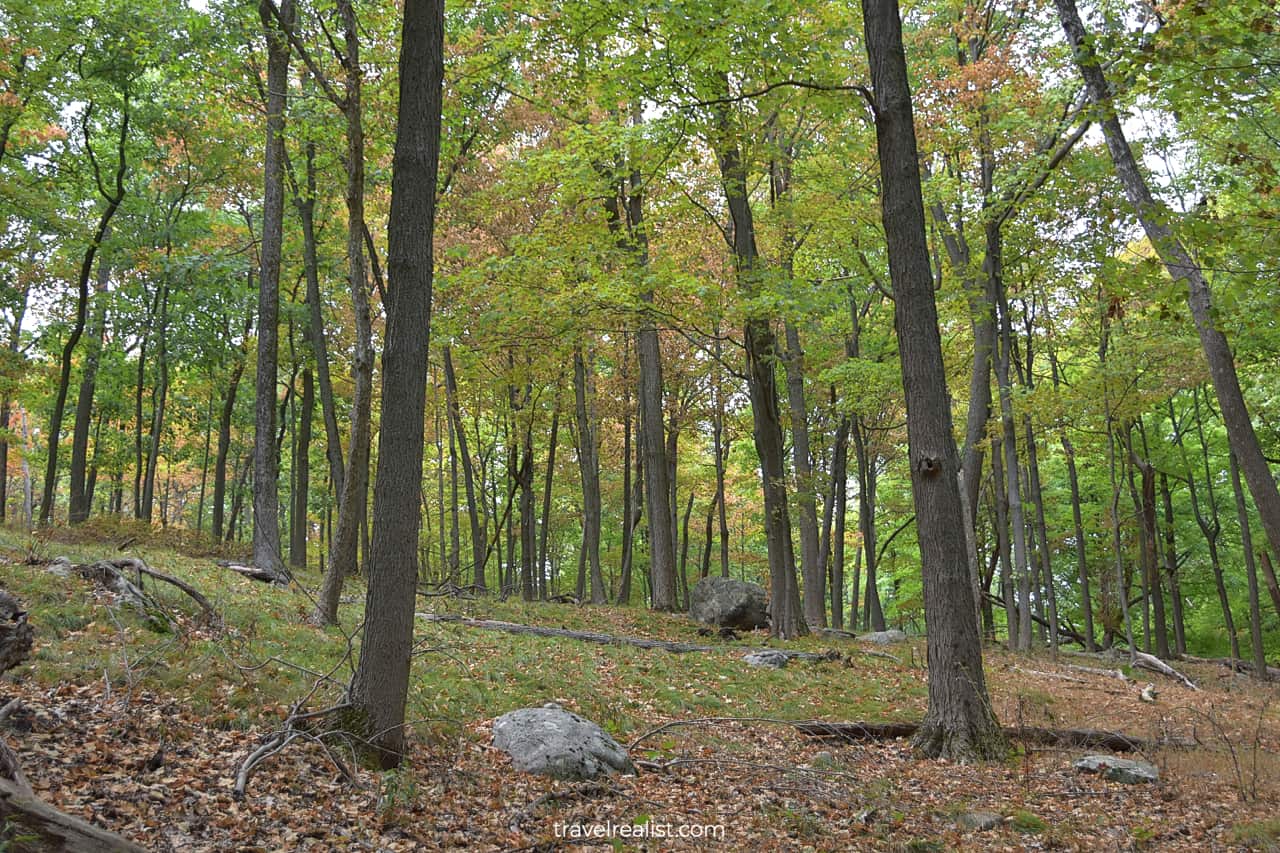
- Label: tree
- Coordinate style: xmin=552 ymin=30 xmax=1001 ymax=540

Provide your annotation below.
xmin=861 ymin=0 xmax=1005 ymax=760
xmin=347 ymin=0 xmax=444 ymax=768
xmin=249 ymin=0 xmax=293 ymax=578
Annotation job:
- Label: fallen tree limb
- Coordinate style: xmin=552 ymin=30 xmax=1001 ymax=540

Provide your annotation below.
xmin=218 ymin=561 xmax=290 ymax=585
xmin=793 ymin=720 xmax=1186 ymax=752
xmin=234 ymin=700 xmax=355 ymax=798
xmin=1 ymin=737 xmax=148 ymax=852
xmin=112 ymin=558 xmax=219 ymax=626
xmin=417 ymin=613 xmax=714 ymax=653
xmin=1133 ymin=651 xmax=1199 ymax=691
xmin=1182 ymin=654 xmax=1280 ymax=680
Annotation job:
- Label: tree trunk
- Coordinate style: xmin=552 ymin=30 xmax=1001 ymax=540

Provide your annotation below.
xmin=994 ymin=284 xmax=1030 ymax=650
xmin=141 ymin=282 xmax=170 ymax=523
xmin=852 ymin=419 xmax=884 ymax=631
xmin=1190 ymin=389 xmax=1239 ymax=660
xmin=1023 ymin=416 xmax=1059 ymax=655
xmin=784 ymin=321 xmax=825 ymax=628
xmin=1259 ymin=550 xmax=1280 ymax=622
xmin=290 ymin=368 xmax=313 ymax=569
xmin=251 ymin=0 xmax=293 ymax=577
xmin=348 ymin=0 xmax=443 ymax=769
xmin=1228 ymin=449 xmax=1268 ymax=678
xmin=68 ymin=247 xmax=111 ymax=524
xmin=824 ymin=415 xmax=851 ymax=629
xmin=0 ymin=278 xmax=31 ymax=523
xmin=444 ymin=347 xmax=486 ymax=590
xmin=712 ymin=331 xmax=730 ymax=578
xmin=538 ymin=406 xmax=560 ymax=599
xmin=41 ymin=99 xmax=130 ymax=525
xmin=212 ymin=323 xmax=248 ymax=543
xmin=1130 ymin=427 xmax=1169 ymax=658
xmin=573 ymin=349 xmax=606 ymax=604
xmin=294 ymin=141 xmax=345 ymax=494
xmin=1160 ymin=472 xmax=1187 ymax=655
xmin=1062 ymin=434 xmax=1096 ymax=650
xmin=863 ymin=0 xmax=1004 ymax=759
xmin=713 ymin=112 xmax=804 ymax=636
xmin=1055 ymin=0 xmax=1280 ymax=569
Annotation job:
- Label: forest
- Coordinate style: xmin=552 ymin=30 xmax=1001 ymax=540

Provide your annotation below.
xmin=1 ymin=0 xmax=1279 ymax=849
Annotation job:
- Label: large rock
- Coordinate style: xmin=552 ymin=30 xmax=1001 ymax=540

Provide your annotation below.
xmin=858 ymin=629 xmax=908 ymax=645
xmin=1073 ymin=754 xmax=1159 ymax=784
xmin=689 ymin=577 xmax=768 ymax=630
xmin=492 ymin=704 xmax=636 ymax=781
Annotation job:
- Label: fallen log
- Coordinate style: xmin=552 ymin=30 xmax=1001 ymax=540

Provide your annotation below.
xmin=1 ymin=737 xmax=148 ymax=852
xmin=417 ymin=613 xmax=714 ymax=653
xmin=793 ymin=720 xmax=1185 ymax=752
xmin=1182 ymin=654 xmax=1280 ymax=680
xmin=1133 ymin=651 xmax=1199 ymax=691
xmin=111 ymin=558 xmax=219 ymax=626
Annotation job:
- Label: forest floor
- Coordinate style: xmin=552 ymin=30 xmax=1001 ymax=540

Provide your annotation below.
xmin=2 ymin=522 xmax=1279 ymax=851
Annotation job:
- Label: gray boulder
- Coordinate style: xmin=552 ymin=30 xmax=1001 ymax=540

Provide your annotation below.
xmin=1073 ymin=754 xmax=1159 ymax=784
xmin=689 ymin=577 xmax=769 ymax=629
xmin=743 ymin=650 xmax=790 ymax=668
xmin=858 ymin=629 xmax=908 ymax=645
xmin=492 ymin=703 xmax=636 ymax=781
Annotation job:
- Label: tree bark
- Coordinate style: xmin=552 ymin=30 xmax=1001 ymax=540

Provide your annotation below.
xmin=68 ymin=245 xmax=110 ymax=524
xmin=213 ymin=312 xmax=249 ymax=543
xmin=140 ymin=281 xmax=170 ymax=523
xmin=41 ymin=99 xmax=129 ymax=525
xmin=538 ymin=405 xmax=560 ymax=598
xmin=290 ymin=368 xmax=313 ymax=569
xmin=444 ymin=346 xmax=486 ymax=590
xmin=348 ymin=0 xmax=443 ymax=769
xmin=862 ymin=0 xmax=1005 ymax=759
xmin=573 ymin=349 xmax=606 ymax=604
xmin=713 ymin=99 xmax=805 ymax=637
xmin=1228 ymin=449 xmax=1268 ymax=678
xmin=1056 ymin=0 xmax=1280 ymax=569
xmin=1160 ymin=472 xmax=1187 ymax=655
xmin=1061 ymin=434 xmax=1096 ymax=650
xmin=251 ymin=0 xmax=293 ymax=577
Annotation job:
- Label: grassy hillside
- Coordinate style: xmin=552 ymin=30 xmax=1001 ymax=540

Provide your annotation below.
xmin=1 ymin=524 xmax=1278 ymax=851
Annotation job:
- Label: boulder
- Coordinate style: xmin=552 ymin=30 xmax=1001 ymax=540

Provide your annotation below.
xmin=689 ymin=577 xmax=768 ymax=630
xmin=492 ymin=703 xmax=636 ymax=781
xmin=1073 ymin=754 xmax=1159 ymax=784
xmin=743 ymin=650 xmax=790 ymax=668
xmin=857 ymin=629 xmax=908 ymax=645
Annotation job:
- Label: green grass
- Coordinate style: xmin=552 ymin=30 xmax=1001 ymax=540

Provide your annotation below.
xmin=1233 ymin=818 xmax=1280 ymax=852
xmin=0 ymin=524 xmax=921 ymax=747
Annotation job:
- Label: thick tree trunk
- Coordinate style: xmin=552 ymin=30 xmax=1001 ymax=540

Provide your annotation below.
xmin=348 ymin=0 xmax=443 ymax=769
xmin=251 ymin=0 xmax=293 ymax=577
xmin=863 ymin=0 xmax=1005 ymax=759
xmin=1056 ymin=0 xmax=1280 ymax=569
xmin=573 ymin=350 xmax=606 ymax=604
xmin=1260 ymin=550 xmax=1280 ymax=622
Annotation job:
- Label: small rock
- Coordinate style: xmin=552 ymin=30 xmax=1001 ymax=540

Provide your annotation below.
xmin=809 ymin=751 xmax=837 ymax=769
xmin=1073 ymin=754 xmax=1159 ymax=784
xmin=493 ymin=706 xmax=635 ymax=781
xmin=857 ymin=629 xmax=908 ymax=645
xmin=957 ymin=811 xmax=1003 ymax=831
xmin=743 ymin=650 xmax=790 ymax=668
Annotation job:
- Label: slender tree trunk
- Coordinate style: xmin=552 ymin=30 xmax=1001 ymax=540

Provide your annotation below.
xmin=1259 ymin=550 xmax=1280 ymax=622
xmin=573 ymin=350 xmax=605 ymax=604
xmin=1192 ymin=389 xmax=1240 ymax=660
xmin=1023 ymin=418 xmax=1058 ymax=653
xmin=863 ymin=0 xmax=1004 ymax=758
xmin=1131 ymin=426 xmax=1169 ymax=658
xmin=251 ymin=0 xmax=294 ymax=577
xmin=1159 ymin=472 xmax=1187 ymax=654
xmin=784 ymin=322 xmax=824 ymax=627
xmin=824 ymin=416 xmax=851 ymax=629
xmin=1228 ymin=449 xmax=1268 ymax=678
xmin=294 ymin=142 xmax=345 ymax=493
xmin=712 ymin=92 xmax=804 ymax=636
xmin=42 ymin=100 xmax=130 ymax=525
xmin=68 ymin=247 xmax=110 ymax=524
xmin=1055 ymin=0 xmax=1280 ymax=568
xmin=196 ymin=387 xmax=214 ymax=532
xmin=290 ymin=368 xmax=313 ymax=569
xmin=994 ymin=285 xmax=1030 ymax=650
xmin=141 ymin=282 xmax=170 ymax=523
xmin=1062 ymin=434 xmax=1096 ymax=650
xmin=991 ymin=438 xmax=1015 ymax=638
xmin=538 ymin=405 xmax=560 ymax=598
xmin=712 ymin=332 xmax=730 ymax=578
xmin=349 ymin=0 xmax=443 ymax=768
xmin=618 ymin=403 xmax=642 ymax=604
xmin=852 ymin=420 xmax=884 ymax=631
xmin=678 ymin=490 xmax=695 ymax=611
xmin=0 ymin=278 xmax=32 ymax=522
xmin=444 ymin=347 xmax=486 ymax=589
xmin=213 ymin=325 xmax=248 ymax=542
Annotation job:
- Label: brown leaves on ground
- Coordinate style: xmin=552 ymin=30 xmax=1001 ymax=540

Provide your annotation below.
xmin=1 ymin=646 xmax=1277 ymax=851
